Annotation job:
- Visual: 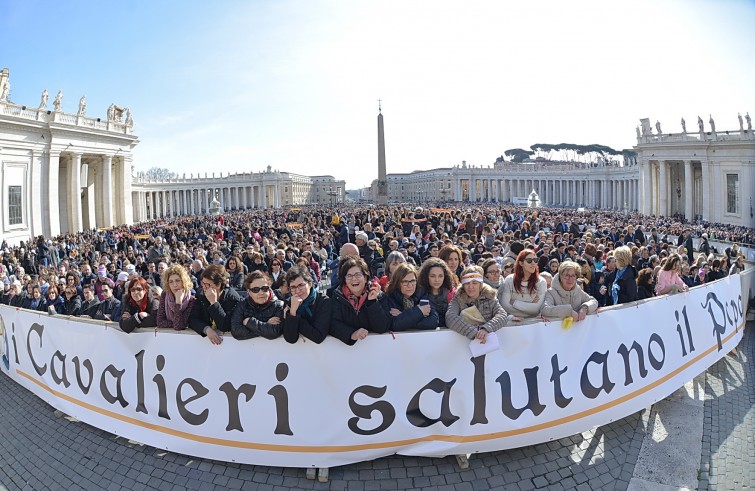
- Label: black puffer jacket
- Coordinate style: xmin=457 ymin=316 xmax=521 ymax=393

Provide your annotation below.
xmin=330 ymin=288 xmax=390 ymax=346
xmin=282 ymin=293 xmax=331 ymax=344
xmin=230 ymin=295 xmax=284 ymax=340
xmin=189 ymin=287 xmax=242 ymax=337
xmin=119 ymin=295 xmax=160 ymax=333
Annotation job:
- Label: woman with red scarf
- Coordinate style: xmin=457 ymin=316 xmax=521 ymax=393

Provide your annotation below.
xmin=119 ymin=277 xmax=159 ymax=333
xmin=330 ymin=257 xmax=390 ymax=345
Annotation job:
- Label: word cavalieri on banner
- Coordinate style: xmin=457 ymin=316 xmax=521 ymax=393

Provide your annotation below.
xmin=0 ymin=274 xmax=748 ymax=467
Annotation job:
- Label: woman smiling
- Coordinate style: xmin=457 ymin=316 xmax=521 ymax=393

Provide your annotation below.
xmin=498 ymin=249 xmax=547 ymax=319
xmin=446 ymin=266 xmax=516 ymax=342
xmin=330 ymin=257 xmax=390 ymax=345
xmin=282 ymin=266 xmax=332 ymax=344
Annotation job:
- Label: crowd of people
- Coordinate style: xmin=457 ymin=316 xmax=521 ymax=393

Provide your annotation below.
xmin=0 ymin=203 xmax=750 ymax=345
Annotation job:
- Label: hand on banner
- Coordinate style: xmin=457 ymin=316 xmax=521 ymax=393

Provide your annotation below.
xmin=351 ymin=328 xmax=368 ymax=341
xmin=204 ymin=326 xmax=223 ymax=345
xmin=268 ymin=317 xmax=281 ymax=325
xmin=390 ymin=308 xmax=401 ymax=317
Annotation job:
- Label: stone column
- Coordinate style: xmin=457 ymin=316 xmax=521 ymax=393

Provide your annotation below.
xmin=658 ymin=161 xmax=668 ymax=217
xmin=69 ymin=153 xmax=83 ymax=233
xmin=700 ymin=160 xmax=710 ymax=221
xmin=684 ymin=160 xmax=693 ymax=220
xmin=99 ymin=155 xmax=113 ymax=227
xmin=45 ymin=152 xmax=61 ymax=236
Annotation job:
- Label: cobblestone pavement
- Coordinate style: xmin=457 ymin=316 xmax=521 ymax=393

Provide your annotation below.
xmin=0 ymin=372 xmax=645 ymax=491
xmin=1 ymin=325 xmax=751 ymax=491
xmin=699 ymin=322 xmax=755 ymax=491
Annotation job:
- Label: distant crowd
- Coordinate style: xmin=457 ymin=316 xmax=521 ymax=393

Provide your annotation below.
xmin=0 ymin=204 xmax=750 ymax=346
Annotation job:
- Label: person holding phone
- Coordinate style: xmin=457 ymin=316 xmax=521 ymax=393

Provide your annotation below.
xmin=380 ymin=263 xmax=438 ymax=331
xmin=330 ymin=257 xmax=391 ymax=345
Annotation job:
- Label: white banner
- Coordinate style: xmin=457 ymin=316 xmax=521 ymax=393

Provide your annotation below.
xmin=0 ymin=274 xmax=746 ymax=468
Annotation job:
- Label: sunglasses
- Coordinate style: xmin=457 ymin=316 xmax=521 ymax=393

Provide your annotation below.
xmin=522 ymin=257 xmax=538 ymax=264
xmin=248 ymin=285 xmax=271 ymax=294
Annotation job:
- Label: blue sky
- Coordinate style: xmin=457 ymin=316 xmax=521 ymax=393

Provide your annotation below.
xmin=2 ymin=0 xmax=754 ymax=189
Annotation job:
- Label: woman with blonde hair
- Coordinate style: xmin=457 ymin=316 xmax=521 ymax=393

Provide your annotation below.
xmin=157 ymin=264 xmax=196 ymax=330
xmin=609 ymin=245 xmax=638 ymax=305
xmin=542 ymin=261 xmax=598 ymax=320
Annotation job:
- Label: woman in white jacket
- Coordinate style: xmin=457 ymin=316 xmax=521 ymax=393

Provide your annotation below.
xmin=542 ymin=261 xmax=599 ymax=321
xmin=497 ymin=249 xmax=547 ymax=319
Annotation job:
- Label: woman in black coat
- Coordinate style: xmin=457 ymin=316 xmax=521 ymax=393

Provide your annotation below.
xmin=330 ymin=257 xmax=390 ymax=345
xmin=281 ymin=266 xmax=331 ymax=344
xmin=119 ymin=277 xmax=160 ymax=333
xmin=610 ymin=246 xmax=638 ymax=305
xmin=189 ymin=264 xmax=242 ymax=345
xmin=230 ymin=271 xmax=284 ymax=340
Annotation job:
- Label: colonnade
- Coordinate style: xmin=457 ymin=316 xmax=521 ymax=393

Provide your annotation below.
xmin=640 ymin=159 xmax=707 ymax=221
xmin=132 ymin=183 xmax=281 ymax=222
xmin=453 ymin=177 xmax=640 ymax=210
xmin=46 ymin=151 xmax=132 ymax=236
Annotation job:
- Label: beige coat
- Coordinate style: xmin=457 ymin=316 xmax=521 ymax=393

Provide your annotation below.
xmin=541 ymin=273 xmax=599 ymax=319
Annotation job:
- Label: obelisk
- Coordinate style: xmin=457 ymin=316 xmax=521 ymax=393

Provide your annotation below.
xmin=377 ymin=101 xmax=388 ymax=205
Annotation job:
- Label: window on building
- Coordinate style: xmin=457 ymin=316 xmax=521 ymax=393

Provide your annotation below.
xmin=8 ymin=185 xmax=22 ymax=225
xmin=726 ymin=174 xmax=739 ymax=214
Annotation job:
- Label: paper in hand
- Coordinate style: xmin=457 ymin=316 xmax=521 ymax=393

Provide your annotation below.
xmin=469 ymin=331 xmax=500 ymax=357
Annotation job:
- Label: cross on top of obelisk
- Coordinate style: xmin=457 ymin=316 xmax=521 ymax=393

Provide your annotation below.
xmin=378 ymin=99 xmax=382 ymax=113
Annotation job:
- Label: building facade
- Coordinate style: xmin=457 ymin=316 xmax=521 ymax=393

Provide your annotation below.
xmin=372 ymin=158 xmax=640 ymax=211
xmin=370 ymin=114 xmax=754 ymax=230
xmin=0 ymin=69 xmax=136 ymax=245
xmin=130 ymin=169 xmax=344 ymax=221
xmin=0 ymin=68 xmax=344 ymax=245
xmin=635 ymin=116 xmax=754 ymax=228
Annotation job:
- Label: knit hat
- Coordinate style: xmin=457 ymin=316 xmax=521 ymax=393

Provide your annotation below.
xmin=97 ymin=265 xmax=107 ymax=277
xmin=117 ymin=272 xmax=129 ymax=282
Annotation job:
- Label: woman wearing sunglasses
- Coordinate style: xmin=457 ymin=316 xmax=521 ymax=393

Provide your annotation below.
xmin=231 ymin=270 xmax=284 ymax=340
xmin=498 ymin=249 xmax=547 ymax=319
xmin=282 ymin=265 xmax=331 ymax=344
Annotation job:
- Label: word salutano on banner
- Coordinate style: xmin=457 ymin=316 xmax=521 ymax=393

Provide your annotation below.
xmin=0 ymin=274 xmax=748 ymax=468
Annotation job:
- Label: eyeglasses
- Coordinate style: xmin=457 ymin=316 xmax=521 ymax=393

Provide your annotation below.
xmin=248 ymin=285 xmax=271 ymax=294
xmin=522 ymin=257 xmax=538 ymax=264
xmin=562 ymin=273 xmax=578 ymax=280
xmin=486 ymin=269 xmax=501 ymax=275
xmin=289 ymin=282 xmax=308 ymax=292
xmin=131 ymin=287 xmax=144 ymax=292
xmin=345 ymin=272 xmax=365 ymax=281
xmin=503 ymin=265 xmax=513 ymax=270
xmin=400 ymin=279 xmax=417 ymax=286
